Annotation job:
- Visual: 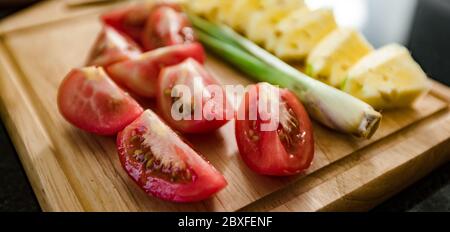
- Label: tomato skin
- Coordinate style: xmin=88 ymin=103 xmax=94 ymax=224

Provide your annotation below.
xmin=106 ymin=43 xmax=206 ymax=98
xmin=141 ymin=5 xmax=196 ymax=51
xmin=86 ymin=26 xmax=142 ymax=67
xmin=101 ymin=3 xmax=154 ymax=44
xmin=117 ymin=110 xmax=227 ymax=202
xmin=157 ymin=58 xmax=230 ymax=134
xmin=57 ymin=67 xmax=143 ymax=136
xmin=101 ymin=2 xmax=181 ymax=46
xmin=235 ymin=84 xmax=314 ymax=176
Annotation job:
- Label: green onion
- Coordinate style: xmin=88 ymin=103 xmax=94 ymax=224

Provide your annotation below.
xmin=196 ymin=31 xmax=291 ymax=85
xmin=190 ymin=14 xmax=382 ymax=139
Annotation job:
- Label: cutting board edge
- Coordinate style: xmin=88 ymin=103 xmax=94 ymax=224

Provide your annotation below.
xmin=0 ymin=41 xmax=84 ymax=212
xmin=321 ymin=136 xmax=450 ymax=212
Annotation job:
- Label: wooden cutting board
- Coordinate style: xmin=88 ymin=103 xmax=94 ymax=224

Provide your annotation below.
xmin=0 ymin=1 xmax=449 ymax=212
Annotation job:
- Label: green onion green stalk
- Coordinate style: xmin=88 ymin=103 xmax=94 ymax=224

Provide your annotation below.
xmin=189 ymin=14 xmax=381 ymax=139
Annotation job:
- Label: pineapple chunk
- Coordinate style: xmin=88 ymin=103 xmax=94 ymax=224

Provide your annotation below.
xmin=261 ymin=0 xmax=306 ymax=9
xmin=245 ymin=7 xmax=302 ymax=44
xmin=187 ymin=0 xmax=220 ymax=20
xmin=265 ymin=7 xmax=310 ymax=52
xmin=342 ymin=44 xmax=430 ymax=109
xmin=270 ymin=8 xmax=338 ymax=60
xmin=227 ymin=0 xmax=265 ymax=32
xmin=228 ymin=1 xmax=306 ymax=33
xmin=244 ymin=1 xmax=307 ymax=45
xmin=306 ymin=28 xmax=373 ymax=88
xmin=215 ymin=0 xmax=236 ymax=25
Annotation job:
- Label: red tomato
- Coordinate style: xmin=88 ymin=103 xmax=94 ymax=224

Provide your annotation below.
xmin=86 ymin=26 xmax=142 ymax=67
xmin=117 ymin=110 xmax=227 ymax=202
xmin=235 ymin=83 xmax=314 ymax=176
xmin=157 ymin=58 xmax=230 ymax=134
xmin=106 ymin=43 xmax=205 ymax=98
xmin=57 ymin=67 xmax=143 ymax=136
xmin=101 ymin=3 xmax=154 ymax=44
xmin=101 ymin=2 xmax=181 ymax=46
xmin=141 ymin=5 xmax=196 ymax=51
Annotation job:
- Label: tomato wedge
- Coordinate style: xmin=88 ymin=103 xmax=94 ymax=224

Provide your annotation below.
xmin=57 ymin=67 xmax=143 ymax=136
xmin=101 ymin=2 xmax=181 ymax=47
xmin=101 ymin=2 xmax=154 ymax=44
xmin=141 ymin=5 xmax=196 ymax=51
xmin=106 ymin=43 xmax=205 ymax=98
xmin=157 ymin=58 xmax=230 ymax=133
xmin=235 ymin=83 xmax=314 ymax=176
xmin=86 ymin=26 xmax=142 ymax=67
xmin=117 ymin=110 xmax=227 ymax=202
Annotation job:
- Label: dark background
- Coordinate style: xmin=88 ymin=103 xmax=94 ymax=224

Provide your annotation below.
xmin=0 ymin=0 xmax=449 ymax=212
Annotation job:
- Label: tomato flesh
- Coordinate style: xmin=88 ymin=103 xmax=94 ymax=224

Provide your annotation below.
xmin=86 ymin=26 xmax=142 ymax=67
xmin=141 ymin=5 xmax=196 ymax=51
xmin=106 ymin=43 xmax=205 ymax=98
xmin=57 ymin=67 xmax=143 ymax=136
xmin=117 ymin=110 xmax=227 ymax=202
xmin=157 ymin=58 xmax=230 ymax=133
xmin=235 ymin=83 xmax=314 ymax=176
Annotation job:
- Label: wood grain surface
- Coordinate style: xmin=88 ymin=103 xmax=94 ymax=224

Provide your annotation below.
xmin=0 ymin=0 xmax=449 ymax=212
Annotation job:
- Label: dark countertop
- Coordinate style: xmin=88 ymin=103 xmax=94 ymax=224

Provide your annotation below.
xmin=0 ymin=122 xmax=40 ymax=212
xmin=0 ymin=0 xmax=449 ymax=212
